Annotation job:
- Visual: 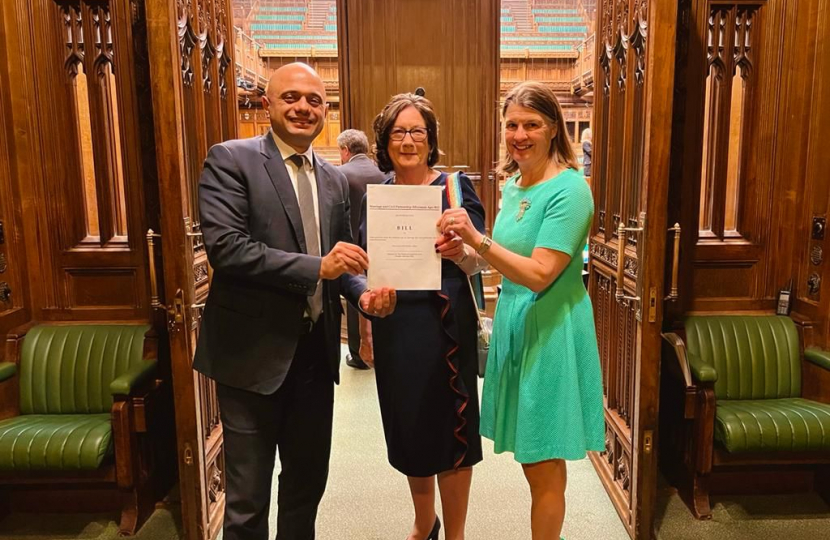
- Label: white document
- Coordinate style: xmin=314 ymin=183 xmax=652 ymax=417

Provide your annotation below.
xmin=366 ymin=184 xmax=442 ymax=291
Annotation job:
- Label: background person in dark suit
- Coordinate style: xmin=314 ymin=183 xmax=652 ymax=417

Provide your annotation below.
xmin=194 ymin=63 xmax=396 ymax=540
xmin=336 ymin=129 xmax=386 ymax=370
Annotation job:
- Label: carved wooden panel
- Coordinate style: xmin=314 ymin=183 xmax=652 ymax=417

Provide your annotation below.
xmin=66 ymin=269 xmax=139 ymax=309
xmin=590 ymin=259 xmax=638 ymax=486
xmin=0 ymin=4 xmax=30 ymax=357
xmin=796 ymin=0 xmax=830 ymax=350
xmin=589 ymin=0 xmax=678 ymax=536
xmin=698 ymin=4 xmax=758 ymax=240
xmin=3 ymin=0 xmax=153 ymax=322
xmin=145 ymin=0 xmax=236 ymax=537
xmin=662 ymin=0 xmax=830 ymax=341
xmin=669 ymin=0 xmax=830 ymax=316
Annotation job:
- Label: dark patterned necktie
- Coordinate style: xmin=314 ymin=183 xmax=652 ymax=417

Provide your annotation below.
xmin=289 ymin=154 xmax=322 ymax=321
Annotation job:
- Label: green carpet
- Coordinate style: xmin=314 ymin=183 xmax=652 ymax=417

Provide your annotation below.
xmin=654 ymin=484 xmax=830 ymax=540
xmin=0 ymin=504 xmax=182 ymax=540
xmin=1 ymin=356 xmax=827 ymax=539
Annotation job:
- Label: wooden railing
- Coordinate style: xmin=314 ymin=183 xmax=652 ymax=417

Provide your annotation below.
xmin=234 ymin=28 xmax=269 ymax=92
xmin=571 ymin=33 xmax=595 ymax=92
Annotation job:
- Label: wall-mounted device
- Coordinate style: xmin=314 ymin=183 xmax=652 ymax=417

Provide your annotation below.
xmin=808 ymin=273 xmax=822 ymax=296
xmin=811 ymin=245 xmax=823 ymax=266
xmin=813 ymin=217 xmax=826 ymax=240
xmin=776 ymin=280 xmax=793 ymax=316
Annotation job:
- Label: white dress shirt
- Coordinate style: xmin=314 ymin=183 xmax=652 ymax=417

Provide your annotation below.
xmin=271 ymin=131 xmax=321 ymax=235
xmin=271 ymin=131 xmax=323 ymax=319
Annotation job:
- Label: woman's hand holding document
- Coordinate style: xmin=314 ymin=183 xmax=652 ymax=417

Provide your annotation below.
xmin=366 ymin=184 xmax=442 ymax=290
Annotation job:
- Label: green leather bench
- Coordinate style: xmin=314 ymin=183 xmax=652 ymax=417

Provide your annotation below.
xmin=663 ymin=315 xmax=830 ymax=519
xmin=0 ymin=324 xmax=159 ymax=536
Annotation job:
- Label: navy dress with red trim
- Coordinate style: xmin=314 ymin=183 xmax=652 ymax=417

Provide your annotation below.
xmin=358 ymin=172 xmax=485 ymax=477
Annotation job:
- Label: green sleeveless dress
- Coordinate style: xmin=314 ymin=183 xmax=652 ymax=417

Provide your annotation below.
xmin=480 ymin=169 xmax=605 ymax=463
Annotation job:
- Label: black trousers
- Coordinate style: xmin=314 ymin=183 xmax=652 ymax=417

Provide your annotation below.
xmin=346 ymin=303 xmax=362 ymax=362
xmin=217 ymin=322 xmax=334 ymax=540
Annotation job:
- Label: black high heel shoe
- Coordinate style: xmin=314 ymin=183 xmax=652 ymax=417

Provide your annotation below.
xmin=426 ymin=517 xmax=441 ymax=540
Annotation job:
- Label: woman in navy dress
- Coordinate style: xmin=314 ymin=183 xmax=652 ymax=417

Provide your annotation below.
xmin=358 ymin=93 xmax=486 ymax=540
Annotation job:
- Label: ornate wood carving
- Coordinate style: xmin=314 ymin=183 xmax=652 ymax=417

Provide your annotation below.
xmin=91 ymin=5 xmax=114 ymax=75
xmin=618 ymin=451 xmax=631 ymax=492
xmin=605 ymin=428 xmax=615 ymax=464
xmin=198 ymin=0 xmax=214 ymax=94
xmin=4 ymin=0 xmax=151 ymax=319
xmin=194 ymin=261 xmax=208 ymax=285
xmin=591 ymin=238 xmax=622 ymax=270
xmin=699 ymin=4 xmax=759 ymax=241
xmin=600 ymin=0 xmax=614 ymax=97
xmin=613 ymin=0 xmax=628 ymax=92
xmin=216 ymin=0 xmax=230 ymax=100
xmin=61 ymin=3 xmax=84 ymax=75
xmin=177 ymin=0 xmax=197 ymax=86
xmin=734 ymin=8 xmax=754 ymax=76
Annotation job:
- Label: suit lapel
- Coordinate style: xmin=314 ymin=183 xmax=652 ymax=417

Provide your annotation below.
xmin=314 ymin=154 xmax=335 ymax=254
xmin=261 ymin=134 xmax=307 ymax=253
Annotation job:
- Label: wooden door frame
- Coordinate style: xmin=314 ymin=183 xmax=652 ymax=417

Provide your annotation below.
xmin=587 ymin=0 xmax=678 ymax=538
xmin=145 ymin=0 xmax=219 ymax=538
xmin=629 ymin=0 xmax=677 ymax=535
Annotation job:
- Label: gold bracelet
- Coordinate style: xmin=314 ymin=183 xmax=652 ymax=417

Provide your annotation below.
xmin=476 ymin=236 xmax=492 ymax=255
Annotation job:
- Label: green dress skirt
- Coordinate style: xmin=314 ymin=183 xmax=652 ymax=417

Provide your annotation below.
xmin=480 ymin=168 xmax=605 ymax=463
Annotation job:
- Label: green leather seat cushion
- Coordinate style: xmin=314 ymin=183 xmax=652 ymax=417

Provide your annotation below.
xmin=0 ymin=414 xmax=113 ymax=471
xmin=684 ymin=316 xmax=801 ymax=400
xmin=19 ymin=324 xmax=151 ymax=415
xmin=715 ymin=398 xmax=830 ymax=453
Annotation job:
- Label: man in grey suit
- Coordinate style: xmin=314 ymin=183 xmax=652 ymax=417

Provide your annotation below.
xmin=195 ymin=63 xmax=395 ymax=540
xmin=336 ymin=129 xmax=386 ymax=370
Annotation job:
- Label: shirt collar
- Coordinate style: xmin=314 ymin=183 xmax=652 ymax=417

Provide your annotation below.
xmin=347 ymin=153 xmax=370 ymax=164
xmin=271 ymin=130 xmax=314 ymax=168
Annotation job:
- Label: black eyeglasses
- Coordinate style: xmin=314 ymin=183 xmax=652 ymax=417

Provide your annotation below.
xmin=389 ymin=127 xmax=428 ymax=142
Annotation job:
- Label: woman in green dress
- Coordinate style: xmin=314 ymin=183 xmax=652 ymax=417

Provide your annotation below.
xmin=438 ymin=81 xmax=604 ymax=540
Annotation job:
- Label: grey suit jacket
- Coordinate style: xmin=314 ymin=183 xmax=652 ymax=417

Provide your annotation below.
xmin=194 ymin=131 xmax=367 ymax=394
xmin=338 ymin=154 xmax=386 ymax=236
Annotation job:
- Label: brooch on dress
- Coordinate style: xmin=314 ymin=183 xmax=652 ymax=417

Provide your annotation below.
xmin=517 ymin=198 xmax=532 ymax=221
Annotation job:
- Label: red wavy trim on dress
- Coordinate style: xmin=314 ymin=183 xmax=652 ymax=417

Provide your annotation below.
xmin=436 ymin=290 xmax=470 ymax=470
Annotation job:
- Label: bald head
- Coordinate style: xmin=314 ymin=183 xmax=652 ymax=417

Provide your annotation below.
xmin=263 ymin=63 xmax=328 ymax=153
xmin=265 ymin=63 xmax=325 ymax=100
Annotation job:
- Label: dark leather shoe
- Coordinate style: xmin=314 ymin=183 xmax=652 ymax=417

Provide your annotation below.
xmin=346 ymin=354 xmax=369 ymax=370
xmin=427 ymin=517 xmax=440 ymax=540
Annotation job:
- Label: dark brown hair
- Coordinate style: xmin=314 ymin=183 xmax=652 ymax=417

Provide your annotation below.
xmin=498 ymin=81 xmax=579 ymax=175
xmin=372 ymin=93 xmax=441 ymax=173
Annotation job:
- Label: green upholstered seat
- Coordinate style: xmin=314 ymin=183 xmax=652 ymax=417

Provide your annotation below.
xmin=0 ymin=414 xmax=112 ymax=470
xmin=684 ymin=316 xmax=800 ymax=400
xmin=715 ymin=398 xmax=830 ymax=453
xmin=684 ymin=315 xmax=830 ymax=454
xmin=0 ymin=324 xmax=152 ymax=472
